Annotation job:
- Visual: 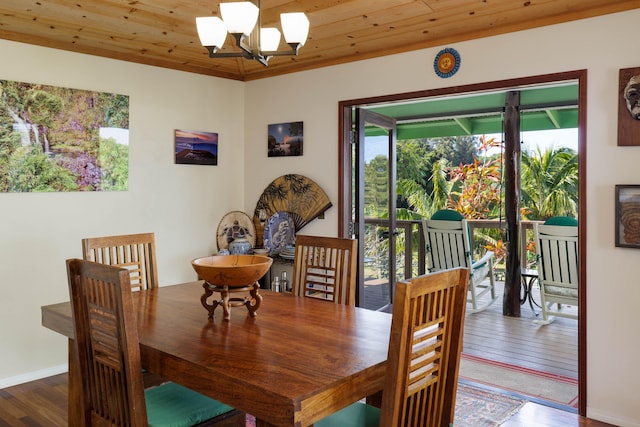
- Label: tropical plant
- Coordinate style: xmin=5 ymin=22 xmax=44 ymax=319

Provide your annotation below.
xmin=397 ymin=158 xmax=451 ymax=220
xmin=363 ymin=154 xmax=390 ymax=217
xmin=367 ymin=133 xmax=579 ymax=283
xmin=520 ymin=146 xmax=578 ymax=220
xmin=447 ymin=135 xmax=502 ymax=218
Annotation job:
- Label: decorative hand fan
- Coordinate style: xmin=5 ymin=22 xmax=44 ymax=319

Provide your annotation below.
xmin=253 ymin=174 xmax=332 ymax=247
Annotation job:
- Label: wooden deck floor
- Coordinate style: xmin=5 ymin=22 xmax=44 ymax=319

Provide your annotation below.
xmin=463 ymin=281 xmax=578 ymax=379
xmin=364 ymin=278 xmax=578 ymax=379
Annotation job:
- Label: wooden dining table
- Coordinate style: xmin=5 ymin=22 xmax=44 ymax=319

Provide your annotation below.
xmin=41 ymin=281 xmax=392 ymax=427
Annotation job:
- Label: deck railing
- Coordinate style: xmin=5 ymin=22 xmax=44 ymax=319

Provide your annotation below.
xmin=364 ymin=218 xmax=542 ymax=281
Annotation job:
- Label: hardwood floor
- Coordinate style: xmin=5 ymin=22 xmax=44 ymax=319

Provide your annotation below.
xmin=0 ymin=373 xmax=616 ymax=426
xmin=503 ymin=402 xmax=615 ymax=427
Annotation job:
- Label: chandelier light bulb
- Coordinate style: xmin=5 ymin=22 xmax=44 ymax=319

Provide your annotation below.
xmin=196 ymin=1 xmax=309 ymax=66
xmin=196 ymin=16 xmax=227 ymax=48
xmin=220 ymin=2 xmax=259 ymax=35
xmin=281 ymin=13 xmax=310 ymax=46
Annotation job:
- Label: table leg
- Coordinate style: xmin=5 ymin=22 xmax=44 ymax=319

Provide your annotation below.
xmin=68 ymin=338 xmax=86 ymax=427
xmin=527 ymin=277 xmax=542 ymax=310
xmin=521 ymin=275 xmax=541 ymax=315
xmin=366 ymin=390 xmax=383 ymax=408
xmin=527 ymin=278 xmax=537 ymax=312
xmin=519 ymin=277 xmax=529 ymax=305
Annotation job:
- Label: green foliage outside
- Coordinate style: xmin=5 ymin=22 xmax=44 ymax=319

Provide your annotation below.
xmin=364 ymin=134 xmax=578 ymax=279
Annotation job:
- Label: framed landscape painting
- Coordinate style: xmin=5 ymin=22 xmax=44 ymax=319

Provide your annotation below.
xmin=268 ymin=121 xmax=303 ymax=157
xmin=0 ymin=79 xmax=129 ymax=192
xmin=174 ymin=129 xmax=218 ymax=165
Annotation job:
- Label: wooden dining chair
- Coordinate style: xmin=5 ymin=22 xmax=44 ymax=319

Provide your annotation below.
xmin=291 ymin=235 xmax=357 ymax=306
xmin=533 ymin=216 xmax=579 ymax=325
xmin=315 ymin=267 xmax=470 ymax=427
xmin=66 ymin=258 xmax=240 ymax=427
xmin=422 ymin=209 xmax=498 ymax=313
xmin=82 ymin=232 xmax=159 ymax=291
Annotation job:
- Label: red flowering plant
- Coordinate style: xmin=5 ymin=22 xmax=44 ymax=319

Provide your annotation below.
xmin=447 ymin=136 xmax=502 ymax=219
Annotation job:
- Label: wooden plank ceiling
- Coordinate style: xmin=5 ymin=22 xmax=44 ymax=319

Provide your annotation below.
xmin=0 ymin=0 xmax=637 ymax=81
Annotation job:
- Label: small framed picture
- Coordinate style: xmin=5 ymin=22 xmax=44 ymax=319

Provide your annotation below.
xmin=615 ymin=185 xmax=640 ymax=248
xmin=268 ymin=121 xmax=303 ymax=157
xmin=175 ymin=129 xmax=218 ymax=165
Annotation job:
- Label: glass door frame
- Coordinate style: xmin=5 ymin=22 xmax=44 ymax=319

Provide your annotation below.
xmin=338 ymin=70 xmax=587 ymax=415
xmin=354 ymin=108 xmax=397 ymax=309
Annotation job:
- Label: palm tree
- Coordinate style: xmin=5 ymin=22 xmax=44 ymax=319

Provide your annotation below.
xmin=520 ymin=147 xmax=578 ymax=220
xmin=397 ymin=158 xmax=450 ymax=220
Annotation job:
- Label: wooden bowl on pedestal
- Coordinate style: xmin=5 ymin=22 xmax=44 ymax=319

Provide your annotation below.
xmin=192 ymin=255 xmax=273 ymax=288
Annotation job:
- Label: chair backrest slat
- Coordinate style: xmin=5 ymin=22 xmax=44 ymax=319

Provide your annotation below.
xmin=536 ymin=224 xmax=579 ymax=289
xmin=422 ymin=210 xmax=497 ymax=314
xmin=423 ymin=219 xmax=472 ymax=271
xmin=82 ymin=233 xmax=158 ymax=291
xmin=380 ymin=267 xmax=469 ymax=427
xmin=533 ymin=220 xmax=579 ymax=324
xmin=292 ymin=235 xmax=357 ymax=306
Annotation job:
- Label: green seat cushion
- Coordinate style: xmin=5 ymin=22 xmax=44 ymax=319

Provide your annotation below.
xmin=544 ymin=216 xmax=578 ymax=226
xmin=431 ymin=209 xmax=465 ymax=221
xmin=145 ymin=382 xmax=234 ymax=427
xmin=315 ymin=402 xmax=380 ymax=427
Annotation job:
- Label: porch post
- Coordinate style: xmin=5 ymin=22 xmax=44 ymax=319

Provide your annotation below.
xmin=503 ymin=91 xmax=522 ymax=316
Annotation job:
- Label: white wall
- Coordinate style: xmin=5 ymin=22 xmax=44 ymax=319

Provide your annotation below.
xmin=0 ymin=41 xmax=245 ymax=383
xmin=244 ymin=10 xmax=640 ymax=427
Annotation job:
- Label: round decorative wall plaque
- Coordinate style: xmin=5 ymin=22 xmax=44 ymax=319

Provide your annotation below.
xmin=216 ymin=211 xmax=256 ymax=251
xmin=434 ymin=48 xmax=460 ymax=78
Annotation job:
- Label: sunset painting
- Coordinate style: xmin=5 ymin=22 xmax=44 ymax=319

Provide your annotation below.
xmin=175 ymin=129 xmax=218 ymax=165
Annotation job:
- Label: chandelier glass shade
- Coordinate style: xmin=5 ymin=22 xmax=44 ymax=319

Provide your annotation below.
xmin=196 ymin=1 xmax=309 ymax=67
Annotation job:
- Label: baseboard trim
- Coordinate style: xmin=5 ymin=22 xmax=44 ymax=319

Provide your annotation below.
xmin=586 ymin=408 xmax=640 ymax=427
xmin=0 ymin=364 xmax=68 ymax=389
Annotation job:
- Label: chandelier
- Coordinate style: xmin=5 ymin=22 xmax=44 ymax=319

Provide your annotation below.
xmin=196 ymin=1 xmax=310 ymax=67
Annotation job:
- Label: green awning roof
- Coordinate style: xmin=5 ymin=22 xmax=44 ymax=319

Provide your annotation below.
xmin=363 ymin=83 xmax=579 ymax=139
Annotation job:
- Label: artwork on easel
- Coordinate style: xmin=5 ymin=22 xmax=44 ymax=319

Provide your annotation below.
xmin=617 ymin=67 xmax=640 ymax=146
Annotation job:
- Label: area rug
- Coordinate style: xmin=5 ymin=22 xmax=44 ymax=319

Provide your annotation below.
xmin=459 ymin=353 xmax=579 ymax=409
xmin=453 ymin=383 xmax=526 ymax=426
xmin=244 ymin=382 xmax=525 ymax=427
